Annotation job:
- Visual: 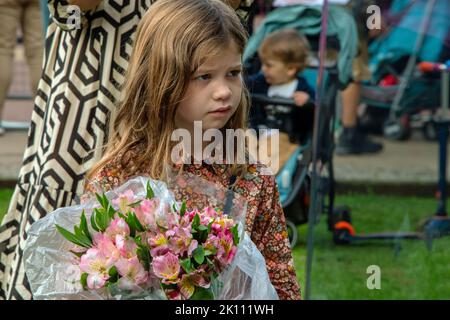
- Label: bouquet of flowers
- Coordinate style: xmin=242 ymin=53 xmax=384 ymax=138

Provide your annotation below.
xmin=23 ymin=175 xmax=278 ymax=300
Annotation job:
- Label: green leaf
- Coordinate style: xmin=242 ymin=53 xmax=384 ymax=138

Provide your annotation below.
xmin=207 ymin=219 xmax=215 ymax=233
xmin=55 ymin=224 xmax=91 ymax=248
xmin=190 ymin=287 xmax=214 ymax=300
xmin=193 ymin=246 xmax=205 ymax=265
xmin=136 ymin=245 xmax=151 ymax=271
xmin=198 ymin=225 xmax=208 ymax=232
xmin=180 ymin=201 xmax=186 ymax=217
xmin=192 ymin=213 xmax=200 ymax=230
xmin=74 ymin=225 xmax=83 ymax=238
xmin=102 ymin=208 xmax=111 ymax=229
xmin=80 ymin=273 xmax=89 ymax=290
xmin=95 ymin=193 xmax=106 ymax=208
xmin=69 ymin=249 xmax=86 ymax=258
xmin=125 ymin=212 xmax=145 ymax=236
xmin=180 ymin=258 xmax=194 ymax=274
xmin=90 ymin=211 xmax=99 ymax=232
xmin=72 ymin=224 xmax=92 ymax=248
xmin=172 ymin=204 xmax=177 ymax=213
xmin=146 ymin=181 xmax=154 ymax=199
xmin=230 ymin=224 xmax=240 ymax=245
xmin=108 ymin=266 xmax=119 ymax=283
xmin=135 ymin=235 xmax=142 ymax=245
xmin=80 ymin=211 xmax=92 ymax=244
xmin=94 ymin=208 xmax=105 ymax=231
xmin=107 ymin=204 xmax=116 ymax=219
xmin=129 ymin=200 xmax=143 ymax=208
xmin=206 ymin=257 xmax=214 ymax=267
xmin=131 ymin=212 xmax=145 ymax=232
xmin=102 ymin=194 xmax=110 ymax=209
xmin=95 ymin=193 xmax=115 ymax=219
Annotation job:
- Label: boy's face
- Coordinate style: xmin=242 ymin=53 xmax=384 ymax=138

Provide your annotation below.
xmin=261 ymin=58 xmax=298 ymax=85
xmin=176 ymin=42 xmax=243 ymax=133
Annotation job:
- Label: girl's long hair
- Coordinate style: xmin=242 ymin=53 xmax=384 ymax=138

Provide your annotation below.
xmin=86 ymin=0 xmax=249 ymax=182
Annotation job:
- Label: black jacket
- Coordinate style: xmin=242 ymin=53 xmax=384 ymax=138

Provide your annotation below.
xmin=245 ymin=72 xmax=315 ymax=103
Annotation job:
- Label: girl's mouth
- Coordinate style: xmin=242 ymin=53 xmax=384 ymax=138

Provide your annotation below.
xmin=209 ymin=106 xmax=232 ymax=115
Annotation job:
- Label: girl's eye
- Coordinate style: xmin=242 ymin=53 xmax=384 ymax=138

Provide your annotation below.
xmin=195 ymin=74 xmax=211 ymax=81
xmin=228 ymin=70 xmax=242 ymax=77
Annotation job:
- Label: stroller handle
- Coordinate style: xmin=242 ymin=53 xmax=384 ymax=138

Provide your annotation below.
xmin=251 ymin=94 xmax=315 ymax=108
xmin=418 ymin=61 xmax=450 ymax=73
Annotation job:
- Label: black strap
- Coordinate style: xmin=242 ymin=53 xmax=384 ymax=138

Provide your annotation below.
xmin=224 ymin=174 xmax=237 ymax=215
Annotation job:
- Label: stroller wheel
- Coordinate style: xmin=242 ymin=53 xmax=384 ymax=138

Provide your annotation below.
xmin=333 ymin=221 xmax=355 ymax=245
xmin=422 ymin=120 xmax=438 ymax=141
xmin=286 ymin=219 xmax=299 ymax=248
xmin=328 ymin=204 xmax=352 ymax=231
xmin=383 ymin=115 xmax=411 ymax=140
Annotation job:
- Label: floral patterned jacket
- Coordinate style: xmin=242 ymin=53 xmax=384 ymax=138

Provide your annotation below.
xmin=83 ymin=150 xmax=301 ymax=300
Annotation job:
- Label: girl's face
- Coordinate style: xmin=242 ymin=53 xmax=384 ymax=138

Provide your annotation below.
xmin=175 ymin=41 xmax=243 ymax=133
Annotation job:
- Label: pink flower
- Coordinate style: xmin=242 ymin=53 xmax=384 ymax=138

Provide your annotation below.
xmin=202 ymin=207 xmax=217 ymax=219
xmin=148 ymin=233 xmax=170 ymax=257
xmin=152 ymin=252 xmax=180 ymax=282
xmin=115 ymin=256 xmax=149 ymax=286
xmin=134 ymin=199 xmax=158 ymax=228
xmin=79 ymin=248 xmax=114 ymax=290
xmin=187 ymin=210 xmax=199 ymax=221
xmin=211 ymin=223 xmax=222 ymax=234
xmin=216 ymin=231 xmax=237 ymax=266
xmin=166 ymin=226 xmax=193 ymax=255
xmin=115 ymin=235 xmax=138 ymax=258
xmin=216 ymin=217 xmax=235 ymax=230
xmin=105 ymin=218 xmax=130 ymax=240
xmin=225 ymin=246 xmax=237 ymax=265
xmin=93 ymin=233 xmax=120 ymax=263
xmin=112 ymin=190 xmax=137 ymax=213
xmin=154 ymin=206 xmax=178 ymax=230
xmin=187 ymin=239 xmax=198 ymax=256
xmin=178 ymin=269 xmax=211 ymax=299
xmin=165 ymin=289 xmax=182 ymax=300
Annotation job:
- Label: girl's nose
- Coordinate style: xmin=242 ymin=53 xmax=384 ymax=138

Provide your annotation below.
xmin=212 ymin=81 xmax=232 ymax=101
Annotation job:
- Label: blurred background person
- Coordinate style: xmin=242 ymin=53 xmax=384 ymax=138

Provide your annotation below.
xmin=0 ymin=0 xmax=43 ymax=136
xmin=335 ymin=0 xmax=383 ymax=155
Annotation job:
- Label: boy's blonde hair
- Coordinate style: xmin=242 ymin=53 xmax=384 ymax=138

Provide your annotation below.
xmin=86 ymin=0 xmax=249 ymax=182
xmin=258 ymin=29 xmax=310 ymax=72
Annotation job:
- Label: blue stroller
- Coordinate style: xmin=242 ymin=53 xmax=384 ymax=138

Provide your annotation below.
xmin=360 ymin=0 xmax=450 ymax=140
xmin=243 ymin=4 xmax=358 ymax=247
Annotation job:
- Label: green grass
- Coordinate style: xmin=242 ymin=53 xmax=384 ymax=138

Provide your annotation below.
xmin=0 ymin=188 xmax=13 ymax=223
xmin=291 ymin=193 xmax=450 ymax=299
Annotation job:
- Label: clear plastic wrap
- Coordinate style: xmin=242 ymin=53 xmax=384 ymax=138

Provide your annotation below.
xmin=23 ymin=174 xmax=278 ymax=300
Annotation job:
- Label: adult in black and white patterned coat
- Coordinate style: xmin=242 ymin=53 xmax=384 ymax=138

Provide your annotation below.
xmin=0 ymin=0 xmax=253 ymax=300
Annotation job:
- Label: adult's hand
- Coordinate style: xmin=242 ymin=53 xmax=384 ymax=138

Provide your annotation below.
xmin=68 ymin=0 xmax=102 ymax=12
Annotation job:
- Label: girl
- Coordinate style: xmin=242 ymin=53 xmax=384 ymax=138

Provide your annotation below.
xmin=84 ymin=0 xmax=301 ymax=300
